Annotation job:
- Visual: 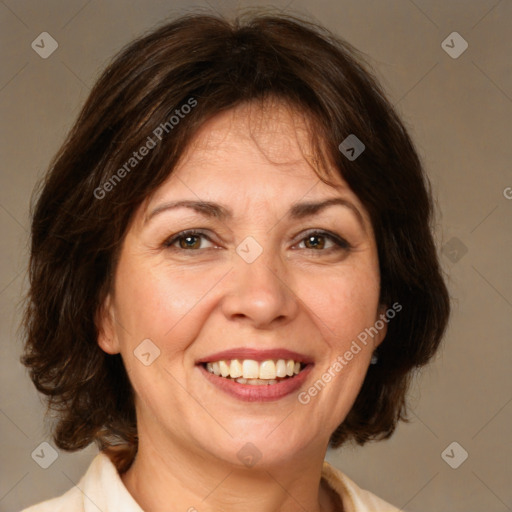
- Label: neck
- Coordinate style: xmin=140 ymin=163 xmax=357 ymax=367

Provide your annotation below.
xmin=120 ymin=428 xmax=337 ymax=512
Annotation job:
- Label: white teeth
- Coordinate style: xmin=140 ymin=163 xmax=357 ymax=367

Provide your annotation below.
xmin=219 ymin=360 xmax=230 ymax=377
xmin=259 ymin=360 xmax=276 ymax=379
xmin=276 ymin=359 xmax=287 ymax=378
xmin=229 ymin=359 xmax=243 ymax=378
xmin=244 ymin=378 xmax=278 ymax=385
xmin=204 ymin=358 xmax=305 ymax=382
xmin=242 ymin=359 xmax=260 ymax=379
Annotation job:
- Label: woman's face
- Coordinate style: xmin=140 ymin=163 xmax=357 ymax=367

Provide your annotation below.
xmin=99 ymin=102 xmax=387 ymax=468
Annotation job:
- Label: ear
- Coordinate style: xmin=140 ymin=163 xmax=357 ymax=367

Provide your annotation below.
xmin=96 ymin=293 xmax=121 ymax=355
xmin=373 ymin=304 xmax=389 ymax=349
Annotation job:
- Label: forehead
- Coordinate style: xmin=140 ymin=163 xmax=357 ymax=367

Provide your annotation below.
xmin=183 ymin=100 xmax=315 ymax=170
xmin=141 ymin=101 xmax=368 ymax=225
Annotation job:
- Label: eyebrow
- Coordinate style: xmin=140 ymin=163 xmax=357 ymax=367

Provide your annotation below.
xmin=146 ymin=198 xmax=366 ymax=230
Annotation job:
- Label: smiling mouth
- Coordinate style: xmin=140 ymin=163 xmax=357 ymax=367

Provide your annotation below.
xmin=202 ymin=358 xmax=307 ymax=385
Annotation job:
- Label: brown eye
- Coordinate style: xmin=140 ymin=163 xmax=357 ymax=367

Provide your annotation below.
xmin=178 ymin=234 xmax=202 ymax=249
xmin=297 ymin=231 xmax=350 ymax=252
xmin=303 ymin=234 xmax=327 ymax=250
xmin=164 ymin=230 xmax=215 ymax=250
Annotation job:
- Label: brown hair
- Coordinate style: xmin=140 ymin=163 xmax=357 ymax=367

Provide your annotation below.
xmin=22 ymin=9 xmax=450 ymax=472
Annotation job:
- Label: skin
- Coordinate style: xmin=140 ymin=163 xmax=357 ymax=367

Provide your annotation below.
xmin=98 ymin=100 xmax=387 ymax=512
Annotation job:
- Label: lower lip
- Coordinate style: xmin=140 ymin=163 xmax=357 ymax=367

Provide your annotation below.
xmin=198 ymin=364 xmax=314 ymax=402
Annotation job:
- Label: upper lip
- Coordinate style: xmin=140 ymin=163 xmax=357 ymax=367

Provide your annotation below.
xmin=196 ymin=348 xmax=314 ymax=364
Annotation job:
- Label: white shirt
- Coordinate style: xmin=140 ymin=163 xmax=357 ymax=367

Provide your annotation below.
xmin=21 ymin=452 xmax=402 ymax=512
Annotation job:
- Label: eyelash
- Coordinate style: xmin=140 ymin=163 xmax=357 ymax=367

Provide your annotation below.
xmin=162 ymin=229 xmax=351 ymax=254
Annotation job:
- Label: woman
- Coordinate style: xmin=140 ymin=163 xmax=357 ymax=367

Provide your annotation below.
xmin=21 ymin=10 xmax=450 ymax=512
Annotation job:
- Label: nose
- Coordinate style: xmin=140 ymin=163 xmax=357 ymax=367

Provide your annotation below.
xmin=220 ymin=250 xmax=300 ymax=329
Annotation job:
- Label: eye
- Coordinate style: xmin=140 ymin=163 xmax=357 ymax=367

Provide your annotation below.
xmin=163 ymin=229 xmax=351 ymax=254
xmin=163 ymin=230 xmax=216 ymax=250
xmin=295 ymin=230 xmax=351 ymax=252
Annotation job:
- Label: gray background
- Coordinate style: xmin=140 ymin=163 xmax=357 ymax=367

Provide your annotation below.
xmin=1 ymin=0 xmax=511 ymax=511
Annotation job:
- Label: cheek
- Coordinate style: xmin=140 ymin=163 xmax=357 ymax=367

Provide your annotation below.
xmin=298 ymin=262 xmax=381 ymax=343
xmin=113 ymin=255 xmax=224 ymax=349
